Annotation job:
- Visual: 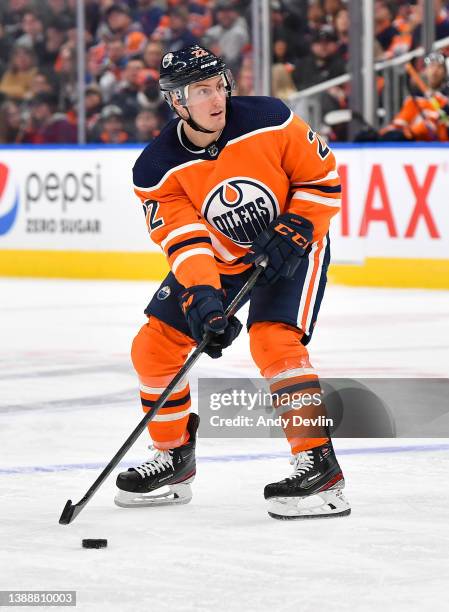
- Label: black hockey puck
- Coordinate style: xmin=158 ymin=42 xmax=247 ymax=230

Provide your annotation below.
xmin=82 ymin=539 xmax=107 ymax=549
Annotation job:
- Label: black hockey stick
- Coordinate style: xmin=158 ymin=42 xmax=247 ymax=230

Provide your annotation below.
xmin=59 ymin=256 xmax=267 ymax=524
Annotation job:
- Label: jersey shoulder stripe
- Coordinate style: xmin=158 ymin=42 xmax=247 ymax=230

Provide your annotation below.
xmin=132 ymin=96 xmax=292 ymax=191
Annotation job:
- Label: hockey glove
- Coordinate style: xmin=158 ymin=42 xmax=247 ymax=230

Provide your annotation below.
xmin=243 ymin=212 xmax=314 ymax=285
xmin=179 ymin=285 xmax=242 ymax=359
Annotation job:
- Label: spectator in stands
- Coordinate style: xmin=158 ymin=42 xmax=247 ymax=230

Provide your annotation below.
xmin=323 ymin=0 xmax=344 ymax=23
xmin=133 ymin=108 xmax=160 ymax=142
xmin=143 ymin=40 xmax=163 ymax=77
xmin=188 ymin=0 xmax=213 ymax=39
xmin=21 ymin=92 xmax=77 ymax=143
xmin=134 ymin=0 xmax=165 ymax=37
xmin=84 ymin=83 xmax=103 ymax=133
xmin=92 ymin=38 xmax=128 ymax=103
xmin=162 ymin=6 xmax=199 ymax=53
xmin=17 ymin=10 xmax=46 ymax=59
xmin=0 ymin=45 xmax=37 ymax=101
xmin=411 ymin=0 xmax=449 ymax=49
xmin=137 ymin=73 xmax=172 ymax=123
xmin=28 ymin=69 xmax=57 ymax=99
xmin=375 ymin=1 xmax=400 ymax=53
xmin=272 ymin=1 xmax=309 ymax=60
xmin=235 ymin=56 xmax=254 ymax=96
xmin=2 ymin=0 xmax=30 ymax=40
xmin=0 ymin=99 xmax=23 ymax=143
xmin=105 ymin=38 xmax=128 ymax=77
xmin=272 ymin=36 xmax=297 ymax=66
xmin=293 ymin=25 xmax=345 ymax=90
xmin=47 ymin=0 xmax=72 ymax=21
xmin=380 ymin=51 xmax=449 ymax=141
xmin=110 ymin=57 xmax=145 ymax=123
xmin=335 ymin=8 xmax=349 ymax=62
xmin=89 ymin=104 xmax=130 ymax=143
xmin=104 ymin=3 xmax=147 ymax=57
xmin=203 ymin=0 xmax=249 ymax=74
xmin=40 ymin=18 xmax=68 ymax=70
xmin=0 ymin=22 xmax=14 ymax=79
xmin=55 ymin=44 xmax=77 ymax=110
xmin=272 ymin=62 xmax=298 ymax=101
xmin=388 ymin=1 xmax=413 ymax=57
xmin=307 ymin=0 xmax=326 ymax=37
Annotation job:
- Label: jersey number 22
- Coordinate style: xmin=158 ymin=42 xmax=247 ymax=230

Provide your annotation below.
xmin=143 ymin=199 xmax=165 ymax=231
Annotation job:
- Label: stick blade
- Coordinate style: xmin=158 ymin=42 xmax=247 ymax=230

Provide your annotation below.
xmin=59 ymin=499 xmax=77 ymax=524
xmin=59 ymin=496 xmax=89 ymax=524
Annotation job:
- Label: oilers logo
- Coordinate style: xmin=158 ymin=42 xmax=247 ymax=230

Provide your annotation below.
xmin=202 ymin=178 xmax=279 ymax=246
xmin=0 ymin=162 xmax=19 ymax=236
xmin=157 ymin=285 xmax=171 ymax=300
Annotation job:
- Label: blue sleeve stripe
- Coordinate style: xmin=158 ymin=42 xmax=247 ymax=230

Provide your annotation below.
xmin=273 ymin=381 xmax=322 ymax=397
xmin=141 ymin=391 xmax=191 ymax=408
xmin=167 ymin=236 xmax=212 ymax=257
xmin=294 ymin=184 xmax=342 ymax=193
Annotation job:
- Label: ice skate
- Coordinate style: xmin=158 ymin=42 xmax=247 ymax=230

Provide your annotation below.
xmin=264 ymin=441 xmax=351 ymax=520
xmin=114 ymin=413 xmax=199 ymax=508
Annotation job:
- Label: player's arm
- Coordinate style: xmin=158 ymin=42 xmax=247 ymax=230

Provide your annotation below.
xmin=244 ymin=113 xmax=340 ymax=284
xmin=133 ymin=175 xmax=221 ymax=290
xmin=280 ymin=113 xmax=341 ymax=243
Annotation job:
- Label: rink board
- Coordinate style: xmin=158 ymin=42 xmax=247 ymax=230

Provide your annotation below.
xmin=0 ymin=143 xmax=448 ymax=288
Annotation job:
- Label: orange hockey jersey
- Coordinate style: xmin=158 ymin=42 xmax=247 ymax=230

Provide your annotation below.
xmin=133 ymin=96 xmax=341 ymax=289
xmin=382 ymin=93 xmax=449 ymax=141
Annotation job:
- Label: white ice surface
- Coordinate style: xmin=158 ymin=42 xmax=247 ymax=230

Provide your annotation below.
xmin=0 ymin=279 xmax=448 ymax=612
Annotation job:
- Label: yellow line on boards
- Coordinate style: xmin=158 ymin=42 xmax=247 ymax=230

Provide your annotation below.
xmin=329 ymin=258 xmax=449 ymax=289
xmin=0 ymin=251 xmax=448 ymax=288
xmin=0 ymin=250 xmax=169 ymax=280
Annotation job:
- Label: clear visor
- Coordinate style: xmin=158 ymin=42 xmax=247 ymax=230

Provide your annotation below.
xmin=170 ymin=69 xmax=234 ymax=108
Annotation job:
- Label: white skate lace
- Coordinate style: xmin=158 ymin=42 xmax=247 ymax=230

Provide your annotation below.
xmin=134 ymin=447 xmax=174 ymax=478
xmin=288 ymin=450 xmax=314 ymax=479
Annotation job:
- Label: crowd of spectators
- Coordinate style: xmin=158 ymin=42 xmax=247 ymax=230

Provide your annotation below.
xmin=0 ymin=0 xmax=449 ymax=144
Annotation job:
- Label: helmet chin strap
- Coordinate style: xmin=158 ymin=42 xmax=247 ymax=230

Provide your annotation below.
xmin=173 ymin=106 xmax=215 ymax=133
xmin=185 ymin=108 xmax=217 ymax=134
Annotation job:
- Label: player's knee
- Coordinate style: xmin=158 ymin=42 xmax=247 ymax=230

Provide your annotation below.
xmin=249 ymin=321 xmax=310 ymax=377
xmin=131 ymin=316 xmax=193 ymax=376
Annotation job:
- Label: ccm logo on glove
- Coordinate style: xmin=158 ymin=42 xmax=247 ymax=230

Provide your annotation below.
xmin=243 ymin=212 xmax=314 ymax=285
xmin=274 ymin=220 xmax=312 ymax=249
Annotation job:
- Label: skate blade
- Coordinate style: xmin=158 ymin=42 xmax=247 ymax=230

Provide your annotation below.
xmin=114 ymin=481 xmax=193 ymax=508
xmin=267 ymin=488 xmax=351 ymax=520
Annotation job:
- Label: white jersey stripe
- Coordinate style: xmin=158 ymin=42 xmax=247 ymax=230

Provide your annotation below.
xmin=153 ymin=408 xmax=191 ymax=422
xmin=269 ymin=367 xmax=317 ymax=385
xmin=140 ymin=379 xmax=189 ymax=396
xmin=305 ymin=235 xmax=327 ymax=334
xmin=296 ymin=241 xmax=319 ymax=334
xmin=292 ymin=191 xmax=341 ymax=208
xmin=209 ymin=232 xmax=247 ymax=261
xmin=171 ymin=247 xmax=215 ymax=273
xmin=160 ymin=223 xmax=208 ymax=249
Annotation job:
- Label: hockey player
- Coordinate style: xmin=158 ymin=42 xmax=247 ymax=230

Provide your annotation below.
xmin=380 ymin=52 xmax=449 ymax=142
xmin=115 ymin=45 xmax=350 ymax=519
